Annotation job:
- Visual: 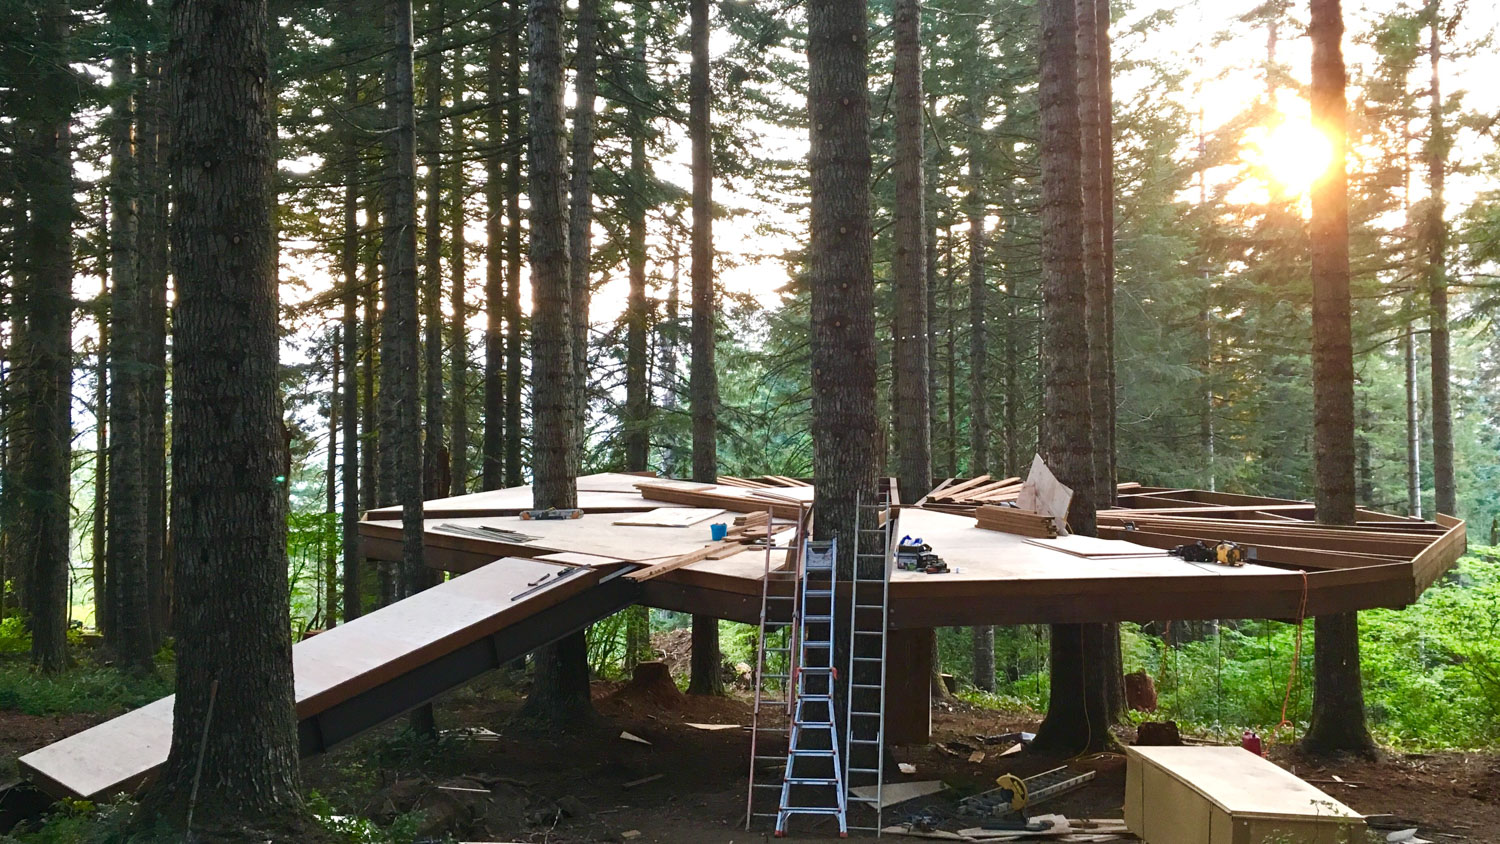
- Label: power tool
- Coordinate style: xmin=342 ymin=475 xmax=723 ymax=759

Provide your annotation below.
xmin=1169 ymin=539 xmax=1247 ymax=567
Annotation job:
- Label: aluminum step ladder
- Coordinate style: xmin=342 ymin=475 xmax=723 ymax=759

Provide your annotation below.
xmin=844 ymin=491 xmax=893 ymax=834
xmin=775 ymin=536 xmax=848 ymax=838
xmin=746 ymin=504 xmax=807 ymax=831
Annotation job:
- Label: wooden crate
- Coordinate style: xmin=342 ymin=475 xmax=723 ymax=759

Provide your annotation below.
xmin=1124 ymin=746 xmax=1365 ymax=844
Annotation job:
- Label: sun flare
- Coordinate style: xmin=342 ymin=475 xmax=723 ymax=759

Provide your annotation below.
xmin=1244 ymin=117 xmax=1335 ymax=197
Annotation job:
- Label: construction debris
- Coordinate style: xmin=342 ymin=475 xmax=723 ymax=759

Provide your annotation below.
xmin=621 ymin=773 xmax=664 ymax=789
xmin=618 ymin=731 xmax=651 ymax=746
xmin=850 ymin=779 xmax=946 ymax=808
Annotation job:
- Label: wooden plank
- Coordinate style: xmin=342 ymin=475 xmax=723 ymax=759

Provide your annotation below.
xmin=612 ymin=507 xmax=725 ymax=527
xmin=1411 ymin=514 xmax=1466 ymax=592
xmin=1023 ymin=534 xmax=1167 ymax=559
xmin=625 ymin=540 xmax=742 ymax=582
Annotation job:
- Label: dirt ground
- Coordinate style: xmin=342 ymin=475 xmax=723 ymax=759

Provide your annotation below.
xmin=0 ymin=670 xmax=1495 ymax=841
xmin=295 ymin=672 xmax=1500 ymax=843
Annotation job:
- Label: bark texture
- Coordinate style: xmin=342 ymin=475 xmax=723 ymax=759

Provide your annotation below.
xmin=421 ymin=0 xmax=449 ymax=504
xmin=379 ymin=0 xmax=426 ymax=593
xmin=518 ymin=0 xmax=592 ymax=723
xmin=1303 ymin=0 xmax=1375 ymax=757
xmin=1032 ymin=0 xmax=1110 ymax=755
xmin=623 ymin=10 xmax=651 ymax=472
xmin=568 ymin=0 xmax=600 ymax=464
xmin=482 ymin=5 xmax=507 ymax=491
xmin=14 ymin=0 xmax=75 ymax=675
xmin=686 ymin=0 xmax=724 ymax=697
xmin=1424 ymin=1 xmax=1454 ymax=517
xmin=138 ymin=0 xmax=304 ymax=827
xmin=966 ymin=96 xmax=988 ymax=476
xmin=106 ymin=37 xmax=155 ymax=671
xmin=891 ymin=0 xmax=931 ymax=504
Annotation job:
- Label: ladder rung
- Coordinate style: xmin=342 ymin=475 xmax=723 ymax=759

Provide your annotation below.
xmin=848 ymin=766 xmax=880 ymax=773
xmin=784 ymin=777 xmax=840 ymax=785
xmin=847 ymin=796 xmax=881 ymax=803
xmin=852 ymin=683 xmax=882 ymax=689
xmin=852 ymin=657 xmax=882 ymax=662
xmin=753 ymin=783 xmax=783 ymax=790
xmin=790 ymin=749 xmax=836 ymax=757
xmin=754 ymin=755 xmax=786 ymax=762
xmin=849 ymin=738 xmax=881 ymax=744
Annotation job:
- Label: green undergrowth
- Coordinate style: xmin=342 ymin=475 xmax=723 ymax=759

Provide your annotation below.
xmin=950 ymin=548 xmax=1500 ymax=751
xmin=0 ymin=657 xmax=173 ymax=718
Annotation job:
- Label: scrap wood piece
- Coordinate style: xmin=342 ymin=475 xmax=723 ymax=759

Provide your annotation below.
xmin=851 ymin=779 xmax=946 ymax=808
xmin=1018 ymin=456 xmax=1073 ymax=536
xmin=618 ymin=731 xmax=651 ymax=745
xmin=621 ymin=773 xmax=664 ymax=789
xmin=882 ymin=827 xmax=973 ymax=841
xmin=968 ymin=751 xmax=986 ymax=764
xmin=683 ymin=722 xmax=740 ymax=731
xmin=625 ymin=540 xmax=741 ymax=581
xmin=1023 ymin=535 xmax=1167 ymax=559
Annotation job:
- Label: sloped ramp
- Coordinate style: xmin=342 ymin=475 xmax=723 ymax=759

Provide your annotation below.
xmin=18 ymin=556 xmax=638 ymax=801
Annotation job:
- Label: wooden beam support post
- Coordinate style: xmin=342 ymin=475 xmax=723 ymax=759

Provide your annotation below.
xmin=885 ymin=626 xmax=933 ymax=745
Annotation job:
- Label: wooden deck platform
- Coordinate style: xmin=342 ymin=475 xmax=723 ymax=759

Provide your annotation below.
xmin=360 ymin=474 xmax=1467 ymax=628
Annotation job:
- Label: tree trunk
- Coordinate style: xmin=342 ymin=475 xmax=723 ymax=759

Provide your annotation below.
xmin=685 ymin=0 xmax=723 ymax=697
xmin=106 ymin=37 xmax=155 ymax=673
xmin=422 ymin=0 xmax=449 ymax=505
xmin=568 ymin=0 xmax=600 ymax=466
xmin=1302 ymin=0 xmax=1374 ymax=757
xmin=808 ymin=0 xmax=879 ymax=727
xmin=1077 ymin=0 xmax=1111 ymax=509
xmin=138 ymin=54 xmax=171 ymax=648
xmin=966 ymin=101 xmax=988 ymax=476
xmin=449 ymin=67 xmax=469 ymax=496
xmin=325 ymin=338 xmax=340 ymax=628
xmin=15 ymin=1 xmax=74 ymax=675
xmin=361 ymin=190 xmax=380 ymax=513
xmin=622 ymin=110 xmax=649 ymax=659
xmin=504 ymin=1 xmax=525 ymax=488
xmin=1078 ymin=0 xmax=1124 ymax=723
xmin=136 ymin=0 xmax=305 ymax=827
xmin=518 ymin=0 xmax=591 ymax=724
xmin=1097 ymin=0 xmax=1117 ymax=499
xmin=1424 ymin=1 xmax=1454 ymax=518
xmin=1032 ymin=0 xmax=1109 ymax=755
xmin=380 ymin=0 xmax=426 ymax=602
xmin=972 ymin=626 xmax=995 ymax=692
xmin=93 ymin=269 xmax=109 ymax=638
xmin=891 ymin=0 xmax=931 ymax=505
xmin=1404 ymin=324 xmax=1421 ymax=517
xmin=623 ymin=8 xmax=651 ymax=473
xmin=482 ymin=6 xmax=507 ymax=491
xmin=341 ymin=71 xmax=362 ymax=620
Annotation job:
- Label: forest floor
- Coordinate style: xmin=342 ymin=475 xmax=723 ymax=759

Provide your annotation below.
xmin=1 ymin=669 xmax=1497 ymax=842
xmin=287 ymin=669 xmax=1500 ymax=844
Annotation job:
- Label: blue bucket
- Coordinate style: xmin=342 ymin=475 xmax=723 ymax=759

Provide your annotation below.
xmin=710 ymin=523 xmax=728 ymax=541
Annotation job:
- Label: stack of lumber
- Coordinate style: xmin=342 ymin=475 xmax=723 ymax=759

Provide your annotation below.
xmin=634 ymin=479 xmax=808 ymax=520
xmin=921 ymin=477 xmax=1466 ymax=585
xmin=974 ymin=505 xmax=1058 ymax=539
xmin=921 ymin=475 xmax=1023 ymax=512
xmin=717 ymin=475 xmax=811 ymax=489
xmin=727 ymin=510 xmax=774 ymax=542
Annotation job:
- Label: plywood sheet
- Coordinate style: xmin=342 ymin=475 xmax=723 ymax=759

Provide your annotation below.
xmin=613 ymin=508 xmax=726 ymax=527
xmin=1126 ymin=746 xmax=1363 ymax=821
xmin=19 ymin=558 xmax=596 ymax=800
xmin=1023 ymin=534 xmax=1170 ymax=559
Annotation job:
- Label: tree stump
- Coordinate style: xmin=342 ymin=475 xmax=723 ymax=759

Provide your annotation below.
xmin=1124 ymin=670 xmax=1157 ymax=712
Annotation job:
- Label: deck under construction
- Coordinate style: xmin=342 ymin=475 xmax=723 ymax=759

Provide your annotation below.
xmin=10 ymin=470 xmax=1466 ymax=809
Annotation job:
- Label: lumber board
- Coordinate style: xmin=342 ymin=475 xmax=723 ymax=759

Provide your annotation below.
xmin=625 ymin=540 xmax=742 ymax=582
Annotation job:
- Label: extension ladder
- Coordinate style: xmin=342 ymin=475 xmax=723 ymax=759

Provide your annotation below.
xmin=775 ymin=536 xmax=848 ymax=837
xmin=746 ymin=504 xmax=807 ymax=830
xmin=844 ymin=491 xmax=894 ymax=834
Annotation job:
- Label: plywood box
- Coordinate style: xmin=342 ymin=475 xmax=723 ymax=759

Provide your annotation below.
xmin=1124 ymin=746 xmax=1365 ymax=844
